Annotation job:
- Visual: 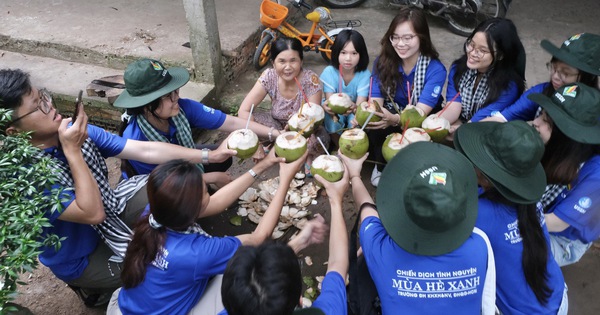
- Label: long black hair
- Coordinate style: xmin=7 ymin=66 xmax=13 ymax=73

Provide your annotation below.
xmin=481 ymin=189 xmax=552 ymax=305
xmin=330 ymin=29 xmax=369 ymax=72
xmin=452 ymin=18 xmax=526 ymax=107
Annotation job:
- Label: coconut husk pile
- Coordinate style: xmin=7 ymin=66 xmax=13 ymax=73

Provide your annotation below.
xmin=237 ymin=174 xmax=320 ymax=239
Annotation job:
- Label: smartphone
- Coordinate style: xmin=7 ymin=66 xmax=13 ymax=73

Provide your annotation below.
xmin=73 ymin=90 xmax=83 ymax=123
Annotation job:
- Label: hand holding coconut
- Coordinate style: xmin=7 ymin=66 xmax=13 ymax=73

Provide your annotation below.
xmin=314 ymin=162 xmax=349 ymax=203
xmin=205 ymin=136 xmax=238 ymax=164
xmin=287 ymin=214 xmax=328 ymax=254
xmin=363 ymin=106 xmax=400 ymax=130
xmin=337 ymin=150 xmax=369 ymax=180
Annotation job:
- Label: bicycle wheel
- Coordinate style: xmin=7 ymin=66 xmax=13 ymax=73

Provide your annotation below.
xmin=253 ymin=33 xmax=274 ymax=70
xmin=446 ymin=0 xmax=506 ymax=37
xmin=318 ymin=0 xmax=367 ymax=9
xmin=320 ymin=34 xmax=337 ymax=63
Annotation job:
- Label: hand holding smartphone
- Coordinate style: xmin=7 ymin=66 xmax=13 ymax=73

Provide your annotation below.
xmin=73 ymin=90 xmax=83 ymax=123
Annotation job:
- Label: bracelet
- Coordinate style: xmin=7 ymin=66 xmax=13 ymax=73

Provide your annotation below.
xmin=248 ymin=168 xmax=259 ymax=179
xmin=268 ymin=127 xmax=275 ymax=142
xmin=392 ymin=113 xmax=401 ymax=127
xmin=201 ymin=148 xmax=210 ymax=164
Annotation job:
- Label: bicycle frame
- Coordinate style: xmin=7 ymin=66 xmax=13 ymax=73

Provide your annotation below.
xmin=276 ymin=20 xmax=335 ymax=54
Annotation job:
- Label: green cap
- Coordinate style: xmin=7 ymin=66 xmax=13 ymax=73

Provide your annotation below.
xmin=528 ymin=83 xmax=600 ymax=144
xmin=113 ymin=58 xmax=190 ymax=108
xmin=541 ymin=33 xmax=600 ymax=75
xmin=294 ymin=307 xmax=325 ymax=315
xmin=454 ymin=121 xmax=547 ymax=204
xmin=376 ymin=142 xmax=478 ymax=256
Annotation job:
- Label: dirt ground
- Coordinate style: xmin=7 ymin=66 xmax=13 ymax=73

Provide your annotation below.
xmin=10 ymin=0 xmax=600 ymax=314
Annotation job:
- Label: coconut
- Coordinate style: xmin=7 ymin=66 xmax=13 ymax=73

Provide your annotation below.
xmin=227 ymin=129 xmax=259 ymax=159
xmin=310 ymin=155 xmax=344 ymax=183
xmin=382 ymin=128 xmax=431 ymax=162
xmin=288 ymin=112 xmax=318 ymax=137
xmin=400 ymin=105 xmax=426 ymax=128
xmin=300 ymin=102 xmax=325 ymax=126
xmin=274 ymin=131 xmax=307 ymax=163
xmin=338 ymin=128 xmax=369 ymax=159
xmin=421 ymin=114 xmax=451 ymax=142
xmin=328 ymin=93 xmax=353 ymax=115
xmin=355 ymin=100 xmax=382 ymax=126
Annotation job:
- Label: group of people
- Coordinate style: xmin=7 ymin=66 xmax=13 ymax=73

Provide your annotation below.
xmin=1 ymin=5 xmax=600 ymax=315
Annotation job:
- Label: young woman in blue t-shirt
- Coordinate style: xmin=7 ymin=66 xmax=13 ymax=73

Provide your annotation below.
xmin=360 ymin=7 xmax=447 ymax=187
xmin=454 ymin=121 xmax=567 ymax=314
xmin=529 ymin=83 xmax=600 ymax=267
xmin=440 ymin=18 xmax=526 ymax=135
xmin=106 ymin=150 xmax=308 ymax=314
xmin=482 ymin=33 xmax=600 ymax=123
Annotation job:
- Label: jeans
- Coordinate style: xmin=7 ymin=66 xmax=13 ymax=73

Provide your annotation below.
xmin=549 ymin=234 xmax=592 ymax=267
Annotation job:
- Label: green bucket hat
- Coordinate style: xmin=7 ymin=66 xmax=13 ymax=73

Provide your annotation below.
xmin=376 ymin=142 xmax=478 ymax=256
xmin=528 ymin=83 xmax=600 ymax=144
xmin=113 ymin=58 xmax=190 ymax=108
xmin=541 ymin=33 xmax=600 ymax=76
xmin=454 ymin=121 xmax=547 ymax=204
xmin=294 ymin=308 xmax=325 ymax=315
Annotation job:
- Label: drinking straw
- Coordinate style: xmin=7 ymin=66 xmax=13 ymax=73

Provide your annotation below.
xmin=360 ymin=111 xmax=376 ymax=131
xmin=437 ymin=92 xmax=460 ymax=117
xmin=368 ymin=76 xmax=373 ymax=100
xmin=317 ymin=137 xmax=330 ymax=156
xmin=406 ymin=81 xmax=412 ymax=106
xmin=339 ymin=64 xmax=343 ymax=94
xmin=399 ymin=119 xmax=410 ymax=144
xmin=293 ymin=118 xmax=316 ymax=139
xmin=384 ymin=89 xmax=401 ymax=114
xmin=294 ymin=77 xmax=311 ymax=106
xmin=245 ymin=104 xmax=254 ymax=131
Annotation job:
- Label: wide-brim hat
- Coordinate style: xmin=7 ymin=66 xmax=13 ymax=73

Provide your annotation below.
xmin=454 ymin=121 xmax=547 ymax=204
xmin=113 ymin=58 xmax=190 ymax=108
xmin=376 ymin=142 xmax=478 ymax=256
xmin=541 ymin=33 xmax=600 ymax=76
xmin=528 ymin=83 xmax=600 ymax=144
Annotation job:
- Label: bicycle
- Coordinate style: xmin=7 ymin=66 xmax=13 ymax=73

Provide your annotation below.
xmin=253 ymin=0 xmax=361 ymax=70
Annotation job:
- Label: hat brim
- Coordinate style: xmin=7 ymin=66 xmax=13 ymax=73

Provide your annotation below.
xmin=454 ymin=122 xmax=547 ymax=204
xmin=376 ymin=142 xmax=478 ymax=256
xmin=113 ymin=67 xmax=190 ymax=108
xmin=541 ymin=40 xmax=600 ymax=76
xmin=528 ymin=93 xmax=600 ymax=144
xmin=294 ymin=308 xmax=325 ymax=315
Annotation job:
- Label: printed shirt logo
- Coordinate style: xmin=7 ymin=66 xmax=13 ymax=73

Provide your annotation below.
xmin=429 ymin=172 xmax=447 ymax=185
xmin=578 ymin=197 xmax=592 ymax=209
xmin=432 ymin=86 xmax=441 ymax=97
xmin=202 ymin=105 xmax=215 ymax=114
xmin=564 ymin=33 xmax=582 ymax=46
xmin=150 ymin=61 xmax=163 ymax=71
xmin=563 ymin=85 xmax=578 ymax=98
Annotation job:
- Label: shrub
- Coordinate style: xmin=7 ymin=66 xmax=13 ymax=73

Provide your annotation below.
xmin=0 ymin=108 xmax=63 ymax=313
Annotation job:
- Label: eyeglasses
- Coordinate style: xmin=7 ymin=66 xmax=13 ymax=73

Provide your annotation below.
xmin=161 ymin=89 xmax=180 ymax=102
xmin=465 ymin=40 xmax=491 ymax=59
xmin=546 ymin=62 xmax=579 ymax=82
xmin=389 ymin=34 xmax=417 ymax=45
xmin=10 ymin=88 xmax=53 ymax=125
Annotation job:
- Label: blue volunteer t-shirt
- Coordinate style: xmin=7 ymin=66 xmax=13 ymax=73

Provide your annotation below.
xmin=38 ymin=124 xmax=128 ymax=281
xmin=476 ymin=198 xmax=565 ymax=314
xmin=499 ymin=82 xmax=549 ymax=122
xmin=118 ymin=232 xmax=241 ymax=315
xmin=446 ymin=64 xmax=520 ymax=122
xmin=547 ymin=155 xmax=600 ymax=243
xmin=121 ymin=98 xmax=227 ymax=175
xmin=371 ymin=57 xmax=446 ymax=109
xmin=359 ymin=216 xmax=489 ymax=315
xmin=320 ymin=65 xmax=371 ymax=103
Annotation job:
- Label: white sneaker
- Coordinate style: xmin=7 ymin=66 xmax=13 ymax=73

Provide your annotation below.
xmin=371 ymin=167 xmax=381 ymax=187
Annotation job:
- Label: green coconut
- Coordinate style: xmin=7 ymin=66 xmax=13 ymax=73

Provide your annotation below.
xmin=338 ymin=128 xmax=369 ymax=159
xmin=274 ymin=131 xmax=308 ymax=163
xmin=227 ymin=129 xmax=259 ymax=159
xmin=421 ymin=114 xmax=451 ymax=142
xmin=288 ymin=112 xmax=317 ymax=137
xmin=310 ymin=155 xmax=344 ymax=183
xmin=355 ymin=100 xmax=382 ymax=127
xmin=328 ymin=93 xmax=353 ymax=115
xmin=300 ymin=102 xmax=325 ymax=127
xmin=382 ymin=128 xmax=431 ymax=162
xmin=400 ymin=105 xmax=426 ymax=128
